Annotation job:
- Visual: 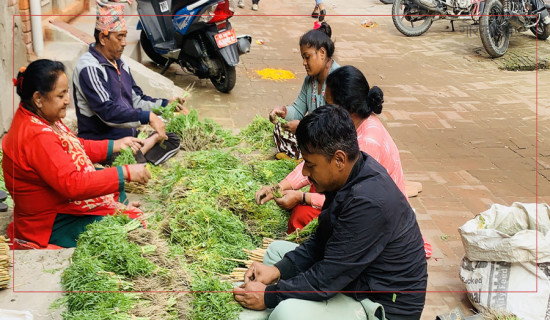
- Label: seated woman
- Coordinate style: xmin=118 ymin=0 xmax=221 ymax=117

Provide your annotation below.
xmin=268 ymin=22 xmax=339 ymax=159
xmin=2 ymin=59 xmax=151 ymax=249
xmin=256 ymin=65 xmax=405 ymax=233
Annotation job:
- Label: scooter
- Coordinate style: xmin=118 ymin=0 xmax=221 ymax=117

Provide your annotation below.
xmin=137 ymin=0 xmax=251 ymax=93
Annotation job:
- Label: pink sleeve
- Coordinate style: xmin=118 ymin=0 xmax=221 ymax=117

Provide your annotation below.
xmin=310 ymin=192 xmax=325 ymax=210
xmin=285 ymin=162 xmax=310 ymax=190
xmin=285 ymin=162 xmax=326 ymax=209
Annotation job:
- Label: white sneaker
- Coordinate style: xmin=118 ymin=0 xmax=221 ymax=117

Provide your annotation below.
xmin=238 ymin=0 xmax=245 ymax=8
xmin=543 ymin=15 xmax=550 ymax=25
xmin=252 ymin=3 xmax=259 ymax=10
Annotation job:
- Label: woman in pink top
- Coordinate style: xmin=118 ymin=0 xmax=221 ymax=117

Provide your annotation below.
xmin=255 ymin=65 xmax=404 ymax=233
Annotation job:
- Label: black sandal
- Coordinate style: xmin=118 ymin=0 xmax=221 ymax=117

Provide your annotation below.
xmin=318 ymin=9 xmax=326 ymax=22
xmin=311 ymin=5 xmax=319 ymax=18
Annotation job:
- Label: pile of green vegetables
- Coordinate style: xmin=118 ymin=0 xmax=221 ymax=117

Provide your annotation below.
xmin=56 ymin=110 xmax=320 ymax=319
xmin=0 ymin=150 xmax=14 ymax=207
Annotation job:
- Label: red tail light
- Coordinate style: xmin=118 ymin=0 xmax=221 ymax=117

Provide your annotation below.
xmin=203 ymin=0 xmax=234 ymax=24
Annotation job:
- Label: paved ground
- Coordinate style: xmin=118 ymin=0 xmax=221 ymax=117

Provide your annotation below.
xmin=1 ymin=0 xmax=550 ymax=318
xmin=156 ymin=0 xmax=550 ymax=317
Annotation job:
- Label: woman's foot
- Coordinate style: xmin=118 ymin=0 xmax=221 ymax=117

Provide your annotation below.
xmin=318 ymin=9 xmax=326 ymax=22
xmin=311 ymin=5 xmax=319 ymax=18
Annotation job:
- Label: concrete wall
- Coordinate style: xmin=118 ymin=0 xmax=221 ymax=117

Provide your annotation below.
xmin=0 ymin=1 xmax=28 ymax=133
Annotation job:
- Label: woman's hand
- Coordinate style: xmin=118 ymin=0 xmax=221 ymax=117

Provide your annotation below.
xmin=273 ymin=190 xmax=302 ymax=210
xmin=282 ymin=120 xmax=300 ymax=134
xmin=255 ymin=185 xmax=275 ymax=205
xmin=268 ymin=106 xmax=288 ymax=124
xmin=114 ymin=137 xmax=144 ymax=154
xmin=124 ymin=164 xmax=151 ymax=184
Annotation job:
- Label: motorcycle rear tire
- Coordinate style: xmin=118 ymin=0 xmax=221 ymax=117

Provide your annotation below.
xmin=530 ymin=20 xmax=550 ymax=40
xmin=210 ymin=59 xmax=236 ymax=93
xmin=140 ymin=30 xmax=168 ymax=66
xmin=479 ymin=0 xmax=511 ymax=58
xmin=392 ymin=0 xmax=433 ymax=36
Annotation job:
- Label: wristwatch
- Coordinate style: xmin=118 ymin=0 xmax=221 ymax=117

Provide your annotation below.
xmin=302 ymin=192 xmax=307 ymax=205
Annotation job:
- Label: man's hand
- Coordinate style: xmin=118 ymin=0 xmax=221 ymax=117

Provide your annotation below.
xmin=168 ymin=96 xmax=189 ymax=114
xmin=114 ymin=137 xmax=144 ymax=154
xmin=282 ymin=120 xmax=300 ymax=134
xmin=269 ymin=106 xmax=287 ymax=124
xmin=244 ymin=261 xmax=280 ymax=285
xmin=233 ymin=281 xmax=267 ymax=310
xmin=149 ymin=113 xmax=168 ymax=141
xmin=273 ymin=190 xmax=302 ymax=211
xmin=125 ymin=164 xmax=151 ymax=184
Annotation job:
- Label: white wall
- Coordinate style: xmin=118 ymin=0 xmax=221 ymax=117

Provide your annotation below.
xmin=0 ymin=2 xmax=28 ymax=133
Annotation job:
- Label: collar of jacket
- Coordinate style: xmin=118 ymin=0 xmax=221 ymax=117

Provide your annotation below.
xmin=89 ymin=43 xmax=125 ymax=70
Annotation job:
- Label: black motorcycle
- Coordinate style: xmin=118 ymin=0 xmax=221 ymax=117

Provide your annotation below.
xmin=479 ymin=0 xmax=550 ymax=57
xmin=137 ymin=0 xmax=252 ymax=93
xmin=392 ymin=0 xmax=486 ymax=37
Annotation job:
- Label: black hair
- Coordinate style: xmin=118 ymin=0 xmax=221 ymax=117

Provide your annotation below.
xmin=15 ymin=59 xmax=66 ymax=114
xmin=94 ymin=28 xmax=101 ymax=44
xmin=299 ymin=22 xmax=335 ymax=58
xmin=296 ymin=104 xmax=360 ymax=161
xmin=326 ymin=65 xmax=384 ymax=118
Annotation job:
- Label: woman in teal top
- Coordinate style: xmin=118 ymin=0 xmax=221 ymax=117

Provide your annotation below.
xmin=269 ymin=22 xmax=340 ymax=159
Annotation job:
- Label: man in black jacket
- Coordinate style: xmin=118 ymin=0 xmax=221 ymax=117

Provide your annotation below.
xmin=234 ymin=105 xmax=427 ymax=320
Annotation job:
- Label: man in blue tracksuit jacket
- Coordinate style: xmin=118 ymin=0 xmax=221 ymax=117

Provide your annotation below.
xmin=73 ymin=2 xmax=183 ymax=165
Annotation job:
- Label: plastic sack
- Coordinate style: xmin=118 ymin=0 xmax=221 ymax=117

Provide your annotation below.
xmin=459 ymin=203 xmax=550 ymax=319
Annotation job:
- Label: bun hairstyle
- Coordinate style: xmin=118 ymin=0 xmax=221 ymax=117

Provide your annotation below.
xmin=326 ymin=65 xmax=384 ymax=118
xmin=14 ymin=59 xmax=65 ymax=113
xmin=299 ymin=22 xmax=335 ymax=58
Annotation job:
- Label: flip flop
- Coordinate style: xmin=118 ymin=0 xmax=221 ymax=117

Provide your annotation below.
xmin=318 ymin=9 xmax=326 ymax=22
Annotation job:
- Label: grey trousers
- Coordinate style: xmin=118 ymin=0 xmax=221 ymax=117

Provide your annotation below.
xmin=239 ymin=240 xmax=385 ymax=320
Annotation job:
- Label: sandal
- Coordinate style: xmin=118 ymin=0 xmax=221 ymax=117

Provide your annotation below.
xmin=318 ymin=9 xmax=326 ymax=22
xmin=311 ymin=5 xmax=319 ymax=18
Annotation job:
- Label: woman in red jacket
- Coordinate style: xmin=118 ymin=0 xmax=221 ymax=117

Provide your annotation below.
xmin=2 ymin=59 xmax=151 ymax=249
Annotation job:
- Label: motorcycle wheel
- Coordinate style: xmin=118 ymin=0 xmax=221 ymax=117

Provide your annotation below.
xmin=210 ymin=59 xmax=236 ymax=93
xmin=140 ymin=30 xmax=168 ymax=66
xmin=530 ymin=18 xmax=550 ymax=40
xmin=479 ymin=0 xmax=511 ymax=58
xmin=392 ymin=0 xmax=433 ymax=36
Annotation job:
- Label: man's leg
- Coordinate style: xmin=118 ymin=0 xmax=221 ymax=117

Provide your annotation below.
xmin=263 ymin=240 xmax=299 ymax=266
xmin=269 ymin=294 xmax=369 ymax=320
